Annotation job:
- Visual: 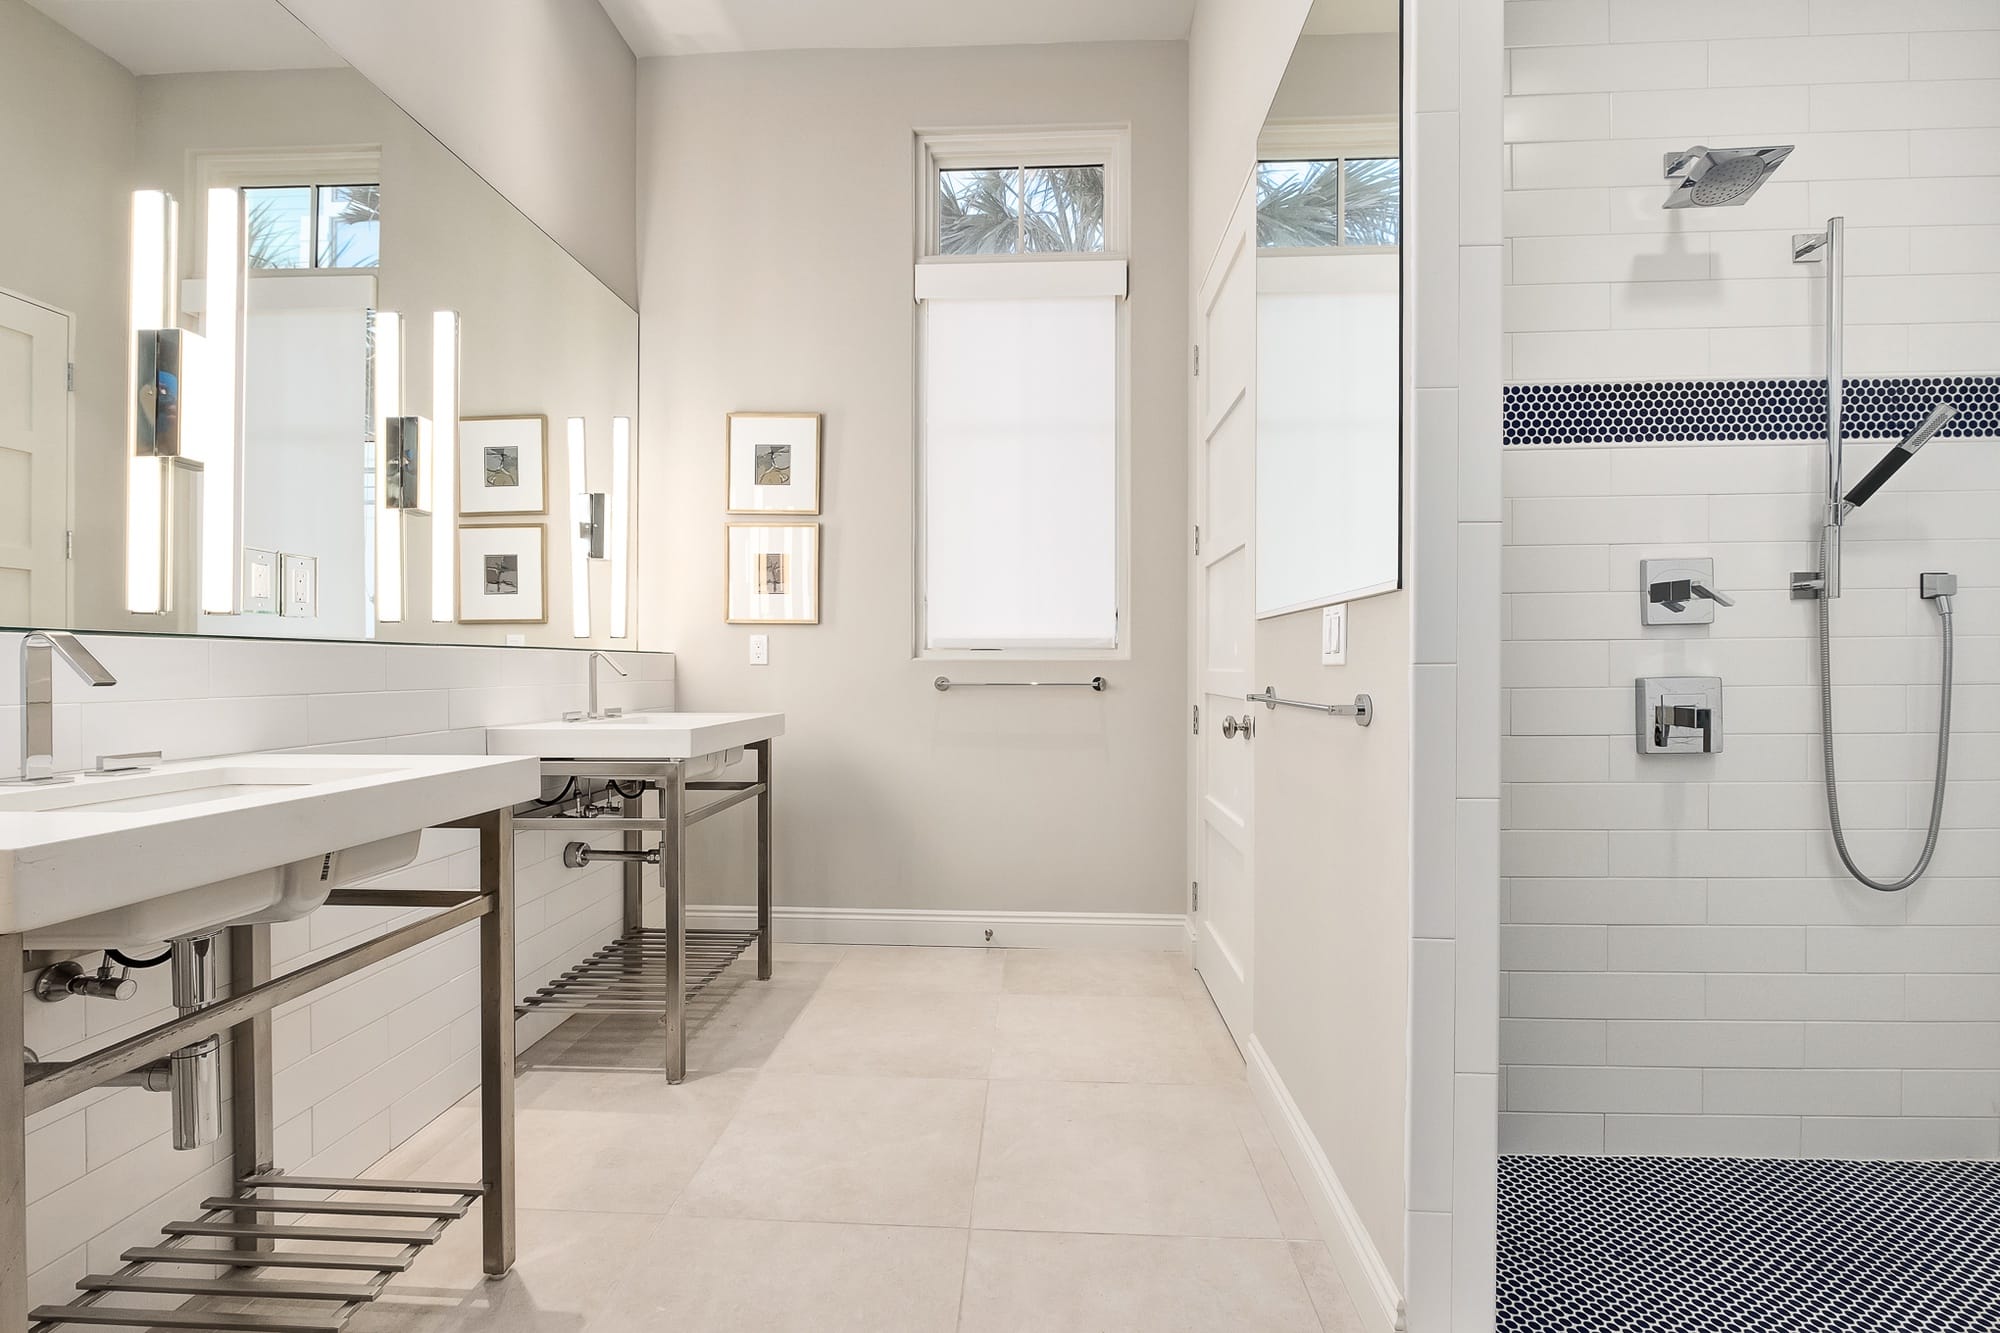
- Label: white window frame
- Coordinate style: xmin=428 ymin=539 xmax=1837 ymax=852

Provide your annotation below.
xmin=912 ymin=126 xmax=1134 ymax=661
xmin=192 ymin=148 xmax=385 ymax=277
xmin=1254 ymin=116 xmax=1400 ymax=259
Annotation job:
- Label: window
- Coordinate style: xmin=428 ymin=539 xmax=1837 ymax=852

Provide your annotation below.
xmin=1256 ymin=156 xmax=1400 ymax=249
xmin=917 ymin=129 xmax=1129 ymax=655
xmin=244 ymin=183 xmax=381 ymax=270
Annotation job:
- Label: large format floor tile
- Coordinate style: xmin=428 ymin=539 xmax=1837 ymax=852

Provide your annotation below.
xmin=766 ymin=986 xmax=998 ymax=1078
xmin=999 ymin=949 xmax=1189 ymax=997
xmin=674 ymin=1071 xmax=988 ymax=1226
xmin=822 ymin=945 xmax=1006 ymax=993
xmin=592 ymin=1218 xmax=967 ymax=1333
xmin=990 ymin=993 xmax=1243 ymax=1084
xmin=971 ymin=1080 xmax=1283 ymax=1238
xmin=958 ymin=1230 xmax=1322 ymax=1333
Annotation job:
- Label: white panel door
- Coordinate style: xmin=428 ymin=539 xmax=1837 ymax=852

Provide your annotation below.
xmin=0 ymin=293 xmax=71 ymax=627
xmin=1191 ymin=184 xmax=1258 ymax=1045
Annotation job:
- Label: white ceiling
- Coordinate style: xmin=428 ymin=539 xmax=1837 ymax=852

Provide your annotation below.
xmin=596 ymin=0 xmax=1198 ymax=57
xmin=26 ymin=0 xmax=343 ymax=75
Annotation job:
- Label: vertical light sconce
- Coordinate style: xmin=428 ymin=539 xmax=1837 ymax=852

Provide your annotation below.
xmin=567 ymin=416 xmax=592 ymax=638
xmin=371 ymin=310 xmax=405 ymax=623
xmin=126 ymin=190 xmax=179 ymax=615
xmin=194 ymin=187 xmax=247 ymax=615
xmin=431 ymin=311 xmax=460 ymax=622
xmin=609 ymin=416 xmax=631 ymax=639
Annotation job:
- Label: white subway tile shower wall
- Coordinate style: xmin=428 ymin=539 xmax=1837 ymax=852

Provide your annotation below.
xmin=4 ymin=632 xmax=675 ymax=1306
xmin=1499 ymin=437 xmax=2000 ymax=1159
xmin=1503 ymin=0 xmax=2000 ymax=382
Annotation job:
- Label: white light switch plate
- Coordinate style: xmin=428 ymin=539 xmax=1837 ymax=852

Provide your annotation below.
xmin=749 ymin=634 xmax=769 ymax=666
xmin=1322 ymin=604 xmax=1347 ymax=666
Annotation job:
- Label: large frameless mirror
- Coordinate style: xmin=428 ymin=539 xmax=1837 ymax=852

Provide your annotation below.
xmin=0 ymin=0 xmax=638 ymax=647
xmin=1255 ymin=0 xmax=1403 ymax=617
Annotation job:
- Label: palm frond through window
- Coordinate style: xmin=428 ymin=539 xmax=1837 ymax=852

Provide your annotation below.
xmin=1256 ymin=157 xmax=1400 ymax=250
xmin=938 ymin=165 xmax=1105 ymax=255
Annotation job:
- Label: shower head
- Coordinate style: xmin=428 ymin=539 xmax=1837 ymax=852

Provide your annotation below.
xmin=1840 ymin=402 xmax=1958 ymax=516
xmin=1662 ymin=144 xmax=1794 ymax=209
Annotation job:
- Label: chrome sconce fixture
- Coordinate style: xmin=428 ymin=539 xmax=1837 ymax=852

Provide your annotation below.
xmin=564 ymin=416 xmax=634 ymax=639
xmin=384 ymin=415 xmax=433 ymax=512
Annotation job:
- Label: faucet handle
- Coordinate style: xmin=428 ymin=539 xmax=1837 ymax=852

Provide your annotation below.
xmin=1691 ymin=581 xmax=1734 ymax=608
xmin=92 ymin=750 xmax=162 ymax=775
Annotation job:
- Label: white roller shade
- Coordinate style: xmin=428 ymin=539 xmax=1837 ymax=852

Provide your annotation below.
xmin=922 ymin=293 xmax=1118 ymax=650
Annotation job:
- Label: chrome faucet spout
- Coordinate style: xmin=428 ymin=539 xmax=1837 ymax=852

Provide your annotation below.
xmin=586 ymin=650 xmax=629 ymax=721
xmin=17 ymin=631 xmax=117 ymax=783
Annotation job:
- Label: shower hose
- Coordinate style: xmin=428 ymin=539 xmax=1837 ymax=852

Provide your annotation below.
xmin=1819 ymin=593 xmax=1954 ymax=892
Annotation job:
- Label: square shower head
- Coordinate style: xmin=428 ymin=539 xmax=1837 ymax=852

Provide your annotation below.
xmin=1662 ymin=144 xmax=1795 ymax=208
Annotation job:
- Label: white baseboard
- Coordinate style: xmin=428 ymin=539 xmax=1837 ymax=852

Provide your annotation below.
xmin=1246 ymin=1036 xmax=1406 ymax=1333
xmin=687 ymin=904 xmax=1188 ymax=951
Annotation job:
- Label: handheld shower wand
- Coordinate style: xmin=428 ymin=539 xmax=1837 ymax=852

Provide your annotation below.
xmin=1790 ymin=216 xmax=1960 ymax=892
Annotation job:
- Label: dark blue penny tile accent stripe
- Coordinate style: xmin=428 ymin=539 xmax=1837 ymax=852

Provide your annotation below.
xmin=1500 ymin=1155 xmax=2000 ymax=1332
xmin=1504 ymin=375 xmax=2000 ymax=446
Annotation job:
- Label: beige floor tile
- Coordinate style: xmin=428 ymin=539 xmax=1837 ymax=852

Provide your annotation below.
xmin=822 ymin=945 xmax=1004 ymax=993
xmin=972 ymin=1080 xmax=1281 ymax=1238
xmin=958 ymin=1230 xmax=1322 ymax=1333
xmin=1290 ymin=1241 xmax=1370 ymax=1332
xmin=347 ymin=1205 xmax=665 ymax=1331
xmin=591 ymin=1217 xmax=966 ymax=1333
xmin=525 ymin=978 xmax=822 ymax=1076
xmin=999 ymin=949 xmax=1189 ymax=997
xmin=990 ymin=994 xmax=1244 ymax=1084
xmin=406 ymin=1074 xmax=747 ymax=1213
xmin=1232 ymin=1092 xmax=1323 ymax=1240
xmin=765 ymin=986 xmax=997 ymax=1079
xmin=674 ymin=1072 xmax=986 ymax=1227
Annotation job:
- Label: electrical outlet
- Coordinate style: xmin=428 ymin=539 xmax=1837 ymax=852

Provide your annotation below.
xmin=748 ymin=634 xmax=769 ymax=666
xmin=505 ymin=633 xmax=526 ymax=647
xmin=1322 ymin=604 xmax=1347 ymax=666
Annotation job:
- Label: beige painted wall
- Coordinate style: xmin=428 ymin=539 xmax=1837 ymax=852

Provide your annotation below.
xmin=637 ymin=42 xmax=1190 ymax=919
xmin=1267 ymin=33 xmax=1400 ymax=123
xmin=1187 ymin=0 xmax=1313 ymax=273
xmin=0 ymin=0 xmax=137 ymax=628
xmin=278 ymin=0 xmax=640 ymax=305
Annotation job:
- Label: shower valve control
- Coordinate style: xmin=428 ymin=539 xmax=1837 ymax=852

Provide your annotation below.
xmin=1642 ymin=559 xmax=1733 ymax=626
xmin=1637 ymin=677 xmax=1724 ymax=755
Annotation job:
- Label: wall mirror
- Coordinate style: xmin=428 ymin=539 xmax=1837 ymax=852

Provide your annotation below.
xmin=1255 ymin=0 xmax=1402 ymax=617
xmin=0 ymin=0 xmax=639 ymax=648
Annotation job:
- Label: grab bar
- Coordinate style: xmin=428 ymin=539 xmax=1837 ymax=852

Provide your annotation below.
xmin=935 ymin=676 xmax=1108 ymax=693
xmin=1246 ymin=685 xmax=1373 ymax=727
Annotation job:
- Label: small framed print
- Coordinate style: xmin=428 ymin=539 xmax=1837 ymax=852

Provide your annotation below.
xmin=460 ymin=415 xmax=550 ymax=515
xmin=458 ymin=525 xmax=548 ymax=624
xmin=726 ymin=523 xmax=820 ymax=624
xmin=727 ymin=412 xmax=822 ymax=515
xmin=241 ymin=548 xmax=279 ymax=615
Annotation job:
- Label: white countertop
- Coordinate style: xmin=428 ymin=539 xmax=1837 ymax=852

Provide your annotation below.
xmin=484 ymin=711 xmax=786 ymax=760
xmin=0 ymin=752 xmax=539 ymax=936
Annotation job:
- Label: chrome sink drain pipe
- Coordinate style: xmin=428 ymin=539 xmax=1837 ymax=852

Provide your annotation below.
xmin=168 ymin=933 xmax=223 ymax=1150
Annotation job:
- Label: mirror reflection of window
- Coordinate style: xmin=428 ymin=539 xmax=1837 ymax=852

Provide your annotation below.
xmin=1255 ymin=157 xmax=1401 ymax=249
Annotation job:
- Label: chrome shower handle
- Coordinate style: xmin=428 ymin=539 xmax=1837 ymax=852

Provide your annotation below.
xmin=1691 ymin=582 xmax=1733 ymax=608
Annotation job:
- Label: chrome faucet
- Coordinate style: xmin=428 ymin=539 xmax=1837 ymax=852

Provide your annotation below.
xmin=587 ymin=651 xmax=628 ymax=720
xmin=16 ymin=631 xmax=116 ymax=783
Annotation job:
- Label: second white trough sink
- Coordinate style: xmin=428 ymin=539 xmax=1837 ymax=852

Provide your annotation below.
xmin=0 ymin=752 xmax=540 ymax=949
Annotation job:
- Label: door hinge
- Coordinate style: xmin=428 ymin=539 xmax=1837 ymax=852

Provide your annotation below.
xmin=66 ymin=362 xmax=75 ymax=392
xmin=1192 ymin=881 xmax=1200 ymax=911
xmin=65 ymin=530 xmax=73 ymax=561
xmin=1192 ymin=703 xmax=1200 ymax=735
xmin=1192 ymin=344 xmax=1201 ymax=377
xmin=1193 ymin=524 xmax=1201 ymax=556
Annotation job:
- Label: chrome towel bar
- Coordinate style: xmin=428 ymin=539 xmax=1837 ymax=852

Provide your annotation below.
xmin=935 ymin=676 xmax=1108 ymax=692
xmin=1247 ymin=685 xmax=1373 ymax=726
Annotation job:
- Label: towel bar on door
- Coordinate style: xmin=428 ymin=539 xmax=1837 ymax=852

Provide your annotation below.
xmin=934 ymin=676 xmax=1108 ymax=692
xmin=1246 ymin=686 xmax=1373 ymax=726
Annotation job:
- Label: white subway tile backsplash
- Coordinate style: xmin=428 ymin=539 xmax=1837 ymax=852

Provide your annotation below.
xmin=1804 ymin=1021 xmax=2000 ymax=1068
xmin=1500 ymin=1111 xmax=1606 ymax=1152
xmin=1603 ymin=1112 xmax=1803 ymax=1155
xmin=1511 ymin=42 xmax=1709 ymax=95
xmin=1704 ymin=1067 xmax=1902 ymax=1115
xmin=1507 ymin=0 xmax=1612 ymax=48
xmin=1710 ymin=33 xmax=1909 ymax=85
xmin=1512 ymin=877 xmax=1708 ymax=924
xmin=1606 ymin=1019 xmax=1806 ymax=1067
xmin=1808 ymin=926 xmax=2000 ymax=973
xmin=1511 ymin=970 xmax=1707 ymax=1018
xmin=1503 ymin=1017 xmax=1609 ymax=1063
xmin=1903 ymin=1070 xmax=2000 ymax=1117
xmin=1608 ymin=0 xmax=1809 ymax=41
xmin=1906 ymin=975 xmax=2000 ymax=1021
xmin=1609 ymin=924 xmax=1808 ymax=972
xmin=1799 ymin=1115 xmax=1999 ymax=1158
xmin=1509 ymin=1063 xmax=1703 ymax=1112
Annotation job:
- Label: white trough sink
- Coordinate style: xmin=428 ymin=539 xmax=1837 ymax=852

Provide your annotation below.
xmin=485 ymin=711 xmax=785 ymax=761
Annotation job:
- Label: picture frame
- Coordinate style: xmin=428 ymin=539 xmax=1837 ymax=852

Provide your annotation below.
xmin=726 ymin=522 xmax=820 ymax=625
xmin=727 ymin=412 xmax=822 ymax=515
xmin=460 ymin=415 xmax=550 ymax=516
xmin=457 ymin=524 xmax=548 ymax=624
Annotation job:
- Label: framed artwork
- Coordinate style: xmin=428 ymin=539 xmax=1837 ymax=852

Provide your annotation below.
xmin=727 ymin=412 xmax=822 ymax=514
xmin=726 ymin=523 xmax=820 ymax=624
xmin=460 ymin=415 xmax=549 ymax=515
xmin=458 ymin=525 xmax=548 ymax=624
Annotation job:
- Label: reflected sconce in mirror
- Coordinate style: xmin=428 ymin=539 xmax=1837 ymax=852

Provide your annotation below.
xmin=384 ymin=415 xmax=432 ymax=512
xmin=609 ymin=416 xmax=631 ymax=639
xmin=431 ymin=311 xmax=460 ymax=622
xmin=195 ymin=187 xmax=247 ymax=615
xmin=126 ymin=190 xmax=180 ymax=615
xmin=370 ymin=310 xmax=405 ymax=623
xmin=567 ymin=417 xmax=593 ymax=638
